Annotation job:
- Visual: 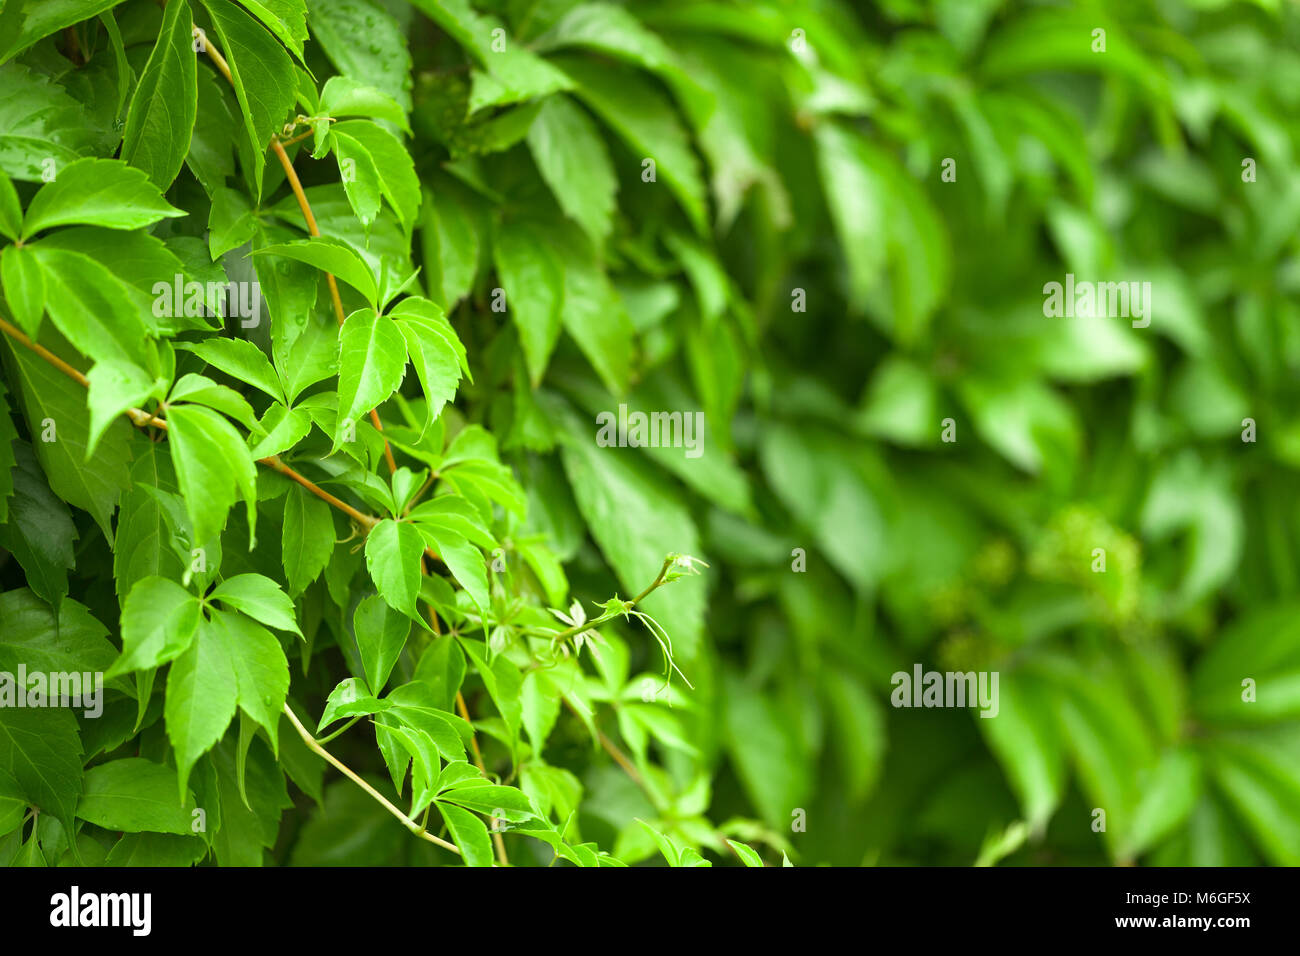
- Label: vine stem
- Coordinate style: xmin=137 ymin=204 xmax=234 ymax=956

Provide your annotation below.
xmin=270 ymin=137 xmax=396 ymax=475
xmin=278 ymin=128 xmax=314 ymax=148
xmin=531 ymin=557 xmax=678 ymax=646
xmin=566 ymin=699 xmax=646 ymax=793
xmin=598 ymin=727 xmax=645 ymax=788
xmin=0 ymin=316 xmax=375 ymax=530
xmin=260 ymin=455 xmax=376 ymax=529
xmin=281 ymin=703 xmax=462 ymax=855
xmin=542 ymin=560 xmax=680 ymax=800
xmin=0 ymin=317 xmax=90 ymax=387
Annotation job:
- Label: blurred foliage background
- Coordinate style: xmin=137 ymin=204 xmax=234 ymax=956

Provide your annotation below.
xmin=4 ymin=0 xmax=1299 ymax=867
xmin=417 ymin=0 xmax=1300 ymax=867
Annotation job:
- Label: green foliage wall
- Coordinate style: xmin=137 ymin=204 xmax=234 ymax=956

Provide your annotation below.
xmin=0 ymin=0 xmax=1298 ymax=867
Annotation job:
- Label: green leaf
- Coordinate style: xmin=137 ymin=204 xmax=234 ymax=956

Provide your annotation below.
xmin=0 ymin=62 xmax=87 ymax=183
xmin=420 ymin=525 xmax=489 ymax=614
xmin=493 ymin=223 xmax=564 ymax=385
xmin=199 ymin=0 xmax=297 ymax=199
xmin=437 ymin=782 xmax=537 ymax=822
xmin=410 ymin=0 xmax=571 ymax=111
xmin=318 ymin=678 xmax=391 ymax=731
xmin=37 ymin=226 xmax=187 ymax=333
xmin=436 ymin=801 xmax=493 ymax=866
xmin=812 ymin=123 xmax=886 ymax=313
xmin=0 ymin=444 xmax=75 ymax=608
xmin=0 ymin=588 xmax=118 ymax=678
xmin=20 ymin=158 xmax=185 ymax=238
xmin=418 ymin=181 xmax=481 ymax=310
xmin=759 ymin=422 xmax=889 ymax=591
xmin=520 ymin=669 xmax=561 ymax=753
xmin=0 ymin=244 xmax=44 ymax=337
xmin=254 ymin=236 xmax=378 ymax=305
xmin=353 ymin=594 xmax=410 ymax=694
xmin=0 ymin=1 xmax=130 ymax=65
xmin=210 ymin=574 xmax=301 ymax=635
xmin=207 ymin=734 xmax=289 ymax=864
xmin=188 ymin=69 xmax=238 ymax=197
xmin=865 ymin=146 xmax=949 ymax=343
xmin=821 ymin=669 xmax=885 ymax=802
xmin=318 ymin=76 xmax=410 ymax=132
xmin=386 ymin=724 xmax=440 ymax=810
xmin=308 ymin=0 xmax=412 ymax=114
xmin=206 ymin=187 xmax=261 ymax=259
xmin=330 ymin=142 xmax=380 ymax=228
xmin=1192 ymin=604 xmax=1300 ymax=725
xmin=390 ymin=295 xmax=468 ymax=424
xmin=1208 ymin=735 xmax=1300 ymax=866
xmin=169 ymin=370 xmax=263 ymax=431
xmin=979 ymin=670 xmax=1066 ymax=834
xmin=28 ymin=247 xmax=148 ymax=366
xmin=527 ymin=95 xmax=616 ymax=246
xmin=379 ymin=681 xmax=470 ymax=760
xmin=856 ymin=357 xmax=938 ymax=447
xmin=281 ymin=483 xmax=335 ymax=595
xmin=0 ymin=378 xmax=16 ymax=521
xmin=164 ymin=617 xmax=239 ymax=797
xmin=364 ymin=519 xmax=426 ymax=623
xmin=722 ymin=673 xmax=811 ymax=831
xmin=408 ymin=495 xmax=495 ymax=551
xmin=166 ymin=403 xmax=259 ymax=549
xmin=334 ymin=307 xmax=407 ymax=450
xmin=726 ymin=838 xmax=765 ymax=867
xmin=248 ymin=402 xmax=312 ymax=458
xmin=0 ymin=706 xmax=82 ymax=831
xmin=2 ymin=335 xmax=132 ymax=541
xmin=76 ymin=759 xmax=197 ymax=835
xmin=0 ymin=168 xmax=20 ymax=239
xmin=104 ymin=832 xmax=207 ymax=867
xmin=319 ymin=681 xmax=390 ymax=733
xmin=177 ymin=337 xmax=283 ymax=404
xmin=85 ymin=359 xmax=158 ymax=458
xmin=412 ymin=635 xmax=465 ymax=713
xmin=106 ymin=576 xmax=201 ymax=678
xmin=1124 ymin=748 xmax=1201 ymax=860
xmin=980 ymin=9 xmax=1167 ymax=99
xmin=331 ymin=120 xmax=420 ymax=230
xmin=536 ymin=4 xmax=679 ymax=75
xmin=552 ymin=224 xmax=634 ymax=394
xmin=206 ymin=609 xmax=290 ymax=752
xmin=1140 ymin=452 xmax=1242 ymax=607
xmin=557 ymin=56 xmax=707 ymax=235
xmin=636 ymin=819 xmax=682 ymax=866
xmin=1055 ymin=666 xmax=1158 ymax=862
xmin=458 ymin=639 xmax=522 ymax=745
xmin=236 ymin=0 xmax=309 ymax=62
xmin=113 ymin=446 xmax=186 ymax=606
xmin=121 ymin=0 xmax=198 ymax=189
xmin=960 ymin=376 xmax=1080 ymax=477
